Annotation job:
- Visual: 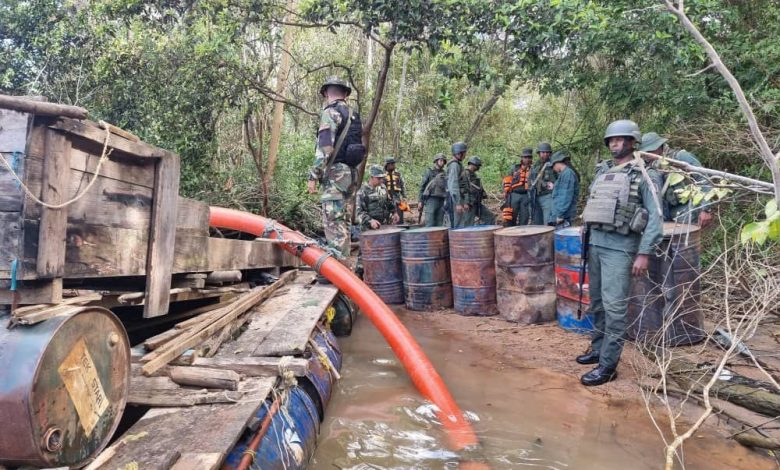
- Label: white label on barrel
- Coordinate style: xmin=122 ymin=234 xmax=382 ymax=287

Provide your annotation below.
xmin=58 ymin=337 xmax=110 ymax=436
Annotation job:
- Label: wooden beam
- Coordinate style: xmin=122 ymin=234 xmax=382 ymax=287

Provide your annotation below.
xmin=168 ymin=366 xmax=240 ymax=391
xmin=50 ymin=118 xmax=164 ymax=159
xmin=0 ymin=278 xmax=62 ymax=305
xmin=36 ymin=128 xmax=72 ymax=277
xmin=170 ymin=453 xmax=223 ymax=470
xmin=144 ymin=152 xmax=180 ymax=318
xmin=0 ymin=94 xmax=88 ymax=119
xmin=191 ymin=356 xmax=309 ymax=377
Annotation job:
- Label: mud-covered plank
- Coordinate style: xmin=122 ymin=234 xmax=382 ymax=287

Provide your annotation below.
xmin=95 ymin=377 xmax=274 ymax=470
xmin=191 ymin=356 xmax=309 ymax=377
xmin=205 ymin=237 xmax=300 ymax=271
xmin=36 ymin=128 xmax=72 ymax=277
xmin=0 ymin=278 xmax=62 ymax=305
xmin=251 ymin=277 xmax=339 ymax=357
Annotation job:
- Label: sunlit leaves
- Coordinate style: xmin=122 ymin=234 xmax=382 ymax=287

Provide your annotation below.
xmin=741 ymin=198 xmax=780 ymax=246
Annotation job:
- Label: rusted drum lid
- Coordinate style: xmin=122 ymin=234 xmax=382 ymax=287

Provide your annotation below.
xmin=663 ymin=222 xmax=701 ymax=237
xmin=495 ymin=225 xmax=554 ymax=237
xmin=403 ymin=226 xmax=448 ymax=235
xmin=359 ymin=227 xmax=405 ymax=238
xmin=449 ymin=225 xmax=502 ymax=233
xmin=15 ymin=307 xmax=129 ymax=467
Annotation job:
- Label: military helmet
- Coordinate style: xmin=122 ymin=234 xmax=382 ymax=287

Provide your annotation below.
xmin=537 ymin=142 xmax=553 ymax=153
xmin=550 ymin=150 xmax=569 ymax=165
xmin=639 ymin=132 xmax=668 ymax=152
xmin=451 ymin=141 xmax=468 ymax=154
xmin=604 ymin=119 xmax=641 ymax=145
xmin=467 ymin=156 xmax=482 ymax=167
xmin=521 ymin=147 xmax=533 ymax=158
xmin=432 ymin=153 xmax=446 ymax=164
xmin=319 ymin=76 xmax=352 ymax=97
xmin=368 ymin=164 xmax=385 ymax=178
xmin=384 ymin=156 xmax=396 ymax=165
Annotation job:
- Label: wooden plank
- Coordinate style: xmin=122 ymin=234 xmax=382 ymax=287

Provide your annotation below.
xmin=0 ymin=108 xmax=31 ymax=153
xmin=0 ymin=212 xmax=22 ymax=270
xmin=0 ymin=278 xmax=62 ymax=305
xmin=252 ymin=280 xmax=339 ymax=357
xmin=128 ymin=387 xmax=248 ymax=407
xmin=141 ymin=271 xmax=297 ymax=375
xmin=144 ymin=152 xmax=180 ymax=318
xmin=191 ymin=356 xmax=309 ymax=377
xmin=144 ymin=328 xmax=186 ymax=351
xmin=169 ymin=366 xmax=240 ymax=390
xmin=94 ymin=377 xmax=274 ymax=470
xmin=170 ymin=453 xmax=223 ymax=470
xmin=50 ymin=118 xmax=164 ymax=159
xmin=0 ymin=109 xmax=31 ymax=213
xmin=36 ymin=128 xmax=72 ymax=277
xmin=65 ymin=141 xmax=155 ymax=188
xmin=0 ymin=94 xmax=88 ymax=119
xmin=205 ymin=237 xmax=300 ymax=271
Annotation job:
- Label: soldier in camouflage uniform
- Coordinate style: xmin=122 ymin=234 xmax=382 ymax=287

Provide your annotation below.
xmin=307 ymin=77 xmax=359 ymax=258
xmin=531 ymin=142 xmax=557 ymax=225
xmin=356 ymin=165 xmax=399 ymax=230
xmin=577 ymin=120 xmax=663 ymax=386
xmin=383 ymin=156 xmax=406 ymax=224
xmin=447 ymin=141 xmax=469 ymax=228
xmin=639 ymin=132 xmax=713 ymax=227
xmin=460 ymin=156 xmax=496 ymax=226
xmin=419 ymin=154 xmax=448 ymax=227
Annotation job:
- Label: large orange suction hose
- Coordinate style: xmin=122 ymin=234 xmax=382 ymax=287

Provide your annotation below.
xmin=209 ymin=206 xmax=479 ymax=451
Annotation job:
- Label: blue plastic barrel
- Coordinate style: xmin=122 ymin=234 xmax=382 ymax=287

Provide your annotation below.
xmin=554 ymin=226 xmax=583 ymax=270
xmin=556 ymin=296 xmax=594 ymax=334
xmin=224 ymin=386 xmax=320 ymax=470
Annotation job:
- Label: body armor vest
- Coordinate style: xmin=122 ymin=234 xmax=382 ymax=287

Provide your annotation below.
xmin=423 ymin=168 xmax=447 ymax=198
xmin=447 ymin=159 xmax=464 ymax=197
xmin=582 ymin=163 xmax=647 ymax=235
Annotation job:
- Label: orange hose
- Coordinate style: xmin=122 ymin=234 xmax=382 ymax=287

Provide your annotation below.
xmin=231 ymin=395 xmax=282 ymax=470
xmin=209 ymin=206 xmax=480 ymax=451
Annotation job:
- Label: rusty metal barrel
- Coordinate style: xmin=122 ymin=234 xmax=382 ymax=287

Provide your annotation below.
xmin=554 ymin=226 xmax=593 ymax=333
xmin=360 ymin=227 xmax=405 ymax=304
xmin=449 ymin=225 xmax=501 ymax=316
xmin=494 ymin=226 xmax=557 ymax=323
xmin=0 ymin=307 xmax=130 ymax=468
xmin=401 ymin=227 xmax=453 ymax=310
xmin=627 ymin=223 xmax=704 ymax=345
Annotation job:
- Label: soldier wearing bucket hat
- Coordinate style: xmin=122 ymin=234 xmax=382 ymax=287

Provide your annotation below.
xmin=548 ymin=151 xmax=579 ymax=227
xmin=419 ymin=154 xmax=448 ymax=226
xmin=640 ymin=132 xmax=712 ymax=227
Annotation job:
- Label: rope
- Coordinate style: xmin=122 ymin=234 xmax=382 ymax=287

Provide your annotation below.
xmin=0 ymin=122 xmax=113 ymax=209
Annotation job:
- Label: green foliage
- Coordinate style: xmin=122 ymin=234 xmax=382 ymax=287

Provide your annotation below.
xmin=741 ymin=198 xmax=780 ymax=246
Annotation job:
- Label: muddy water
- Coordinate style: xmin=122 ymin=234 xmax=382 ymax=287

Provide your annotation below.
xmin=311 ymin=312 xmax=772 ymax=470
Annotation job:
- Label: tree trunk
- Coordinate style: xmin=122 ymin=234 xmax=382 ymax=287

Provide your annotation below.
xmin=393 ymin=52 xmax=409 ymax=156
xmin=243 ymin=111 xmax=269 ymax=216
xmin=464 ymin=83 xmax=507 ymax=146
xmin=266 ymin=0 xmax=296 ymax=185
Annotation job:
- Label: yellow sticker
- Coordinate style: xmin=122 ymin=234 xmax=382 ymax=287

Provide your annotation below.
xmin=58 ymin=337 xmax=110 ymax=436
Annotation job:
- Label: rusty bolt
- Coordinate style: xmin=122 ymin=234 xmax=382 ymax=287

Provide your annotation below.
xmin=43 ymin=427 xmax=63 ymax=453
xmin=108 ymin=332 xmax=120 ymax=347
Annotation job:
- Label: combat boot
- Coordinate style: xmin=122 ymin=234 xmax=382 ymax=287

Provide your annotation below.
xmin=580 ymin=366 xmax=617 ymax=386
xmin=575 ymin=350 xmax=600 ymax=365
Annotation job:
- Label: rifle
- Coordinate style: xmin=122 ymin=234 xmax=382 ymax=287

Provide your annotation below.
xmin=529 ymin=161 xmax=551 ymax=223
xmin=577 ymin=224 xmax=591 ymax=320
xmin=417 ymin=198 xmax=425 ymax=224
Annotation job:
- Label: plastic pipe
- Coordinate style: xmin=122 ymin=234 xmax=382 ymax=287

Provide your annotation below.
xmin=209 ymin=206 xmax=480 ymax=451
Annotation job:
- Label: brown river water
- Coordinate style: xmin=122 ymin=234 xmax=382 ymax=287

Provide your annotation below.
xmin=311 ymin=311 xmax=774 ymax=470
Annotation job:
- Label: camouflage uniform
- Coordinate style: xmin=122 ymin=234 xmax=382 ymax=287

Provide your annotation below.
xmin=309 ymin=99 xmax=356 ymax=257
xmin=419 ymin=157 xmax=448 ymax=227
xmin=356 ymin=180 xmax=395 ymax=230
xmin=531 ymin=160 xmax=557 ymax=225
xmin=461 ymin=158 xmax=495 ymax=226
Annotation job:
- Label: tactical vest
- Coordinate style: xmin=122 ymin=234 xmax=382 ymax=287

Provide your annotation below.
xmin=423 ymin=168 xmax=447 ymax=198
xmin=582 ymin=163 xmax=647 ymax=235
xmin=461 ymin=170 xmax=483 ymax=205
xmin=447 ymin=159 xmax=464 ymax=196
xmin=384 ymin=171 xmax=402 ymax=197
xmin=510 ymin=165 xmax=530 ymax=192
xmin=364 ymin=184 xmax=392 ymax=223
xmin=535 ymin=162 xmax=556 ymax=195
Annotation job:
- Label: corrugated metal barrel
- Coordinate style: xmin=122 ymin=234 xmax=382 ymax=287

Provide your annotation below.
xmin=401 ymin=227 xmax=453 ymax=310
xmin=627 ymin=223 xmax=704 ymax=345
xmin=0 ymin=307 xmax=130 ymax=468
xmin=360 ymin=227 xmax=405 ymax=304
xmin=449 ymin=225 xmax=501 ymax=316
xmin=554 ymin=227 xmax=593 ymax=333
xmin=494 ymin=226 xmax=556 ymax=323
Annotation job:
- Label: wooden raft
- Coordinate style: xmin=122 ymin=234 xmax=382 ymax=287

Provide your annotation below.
xmin=92 ymin=272 xmax=340 ymax=470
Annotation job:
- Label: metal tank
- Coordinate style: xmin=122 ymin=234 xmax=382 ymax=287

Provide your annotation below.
xmin=360 ymin=227 xmax=405 ymax=304
xmin=0 ymin=307 xmax=130 ymax=468
xmin=449 ymin=225 xmax=501 ymax=316
xmin=401 ymin=227 xmax=453 ymax=310
xmin=554 ymin=226 xmax=593 ymax=333
xmin=627 ymin=223 xmax=704 ymax=346
xmin=494 ymin=226 xmax=556 ymax=323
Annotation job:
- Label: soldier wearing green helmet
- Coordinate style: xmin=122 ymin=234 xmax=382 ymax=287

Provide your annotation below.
xmin=639 ymin=132 xmax=713 ymax=227
xmin=459 ymin=156 xmax=495 ymax=226
xmin=577 ymin=119 xmax=663 ymax=387
xmin=419 ymin=153 xmax=448 ymax=227
xmin=530 ymin=142 xmax=557 ymax=225
xmin=447 ymin=141 xmax=469 ymax=228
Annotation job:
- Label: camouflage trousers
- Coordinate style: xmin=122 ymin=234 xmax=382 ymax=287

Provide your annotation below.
xmin=320 ymin=163 xmax=356 ymax=258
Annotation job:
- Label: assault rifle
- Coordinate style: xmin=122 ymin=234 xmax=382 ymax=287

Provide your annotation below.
xmin=529 ymin=161 xmax=551 ymax=223
xmin=417 ymin=199 xmax=425 ymax=224
xmin=577 ymin=224 xmax=591 ymax=320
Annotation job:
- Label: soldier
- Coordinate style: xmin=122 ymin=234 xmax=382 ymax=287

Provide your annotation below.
xmin=503 ymin=148 xmax=533 ymax=226
xmin=461 ymin=156 xmax=495 ymax=226
xmin=356 ymin=165 xmax=399 ymax=230
xmin=447 ymin=141 xmax=469 ymax=228
xmin=639 ymin=132 xmax=713 ymax=227
xmin=548 ymin=151 xmax=579 ymax=227
xmin=383 ymin=156 xmax=407 ymax=223
xmin=419 ymin=153 xmax=448 ymax=227
xmin=531 ymin=142 xmax=557 ymax=225
xmin=307 ymin=76 xmax=365 ymax=260
xmin=577 ymin=120 xmax=663 ymax=386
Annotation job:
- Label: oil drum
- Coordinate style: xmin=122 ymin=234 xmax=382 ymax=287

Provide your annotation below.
xmin=494 ymin=226 xmax=556 ymax=323
xmin=554 ymin=226 xmax=593 ymax=333
xmin=0 ymin=307 xmax=130 ymax=468
xmin=401 ymin=227 xmax=453 ymax=310
xmin=627 ymin=223 xmax=704 ymax=345
xmin=449 ymin=225 xmax=501 ymax=316
xmin=360 ymin=227 xmax=405 ymax=304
